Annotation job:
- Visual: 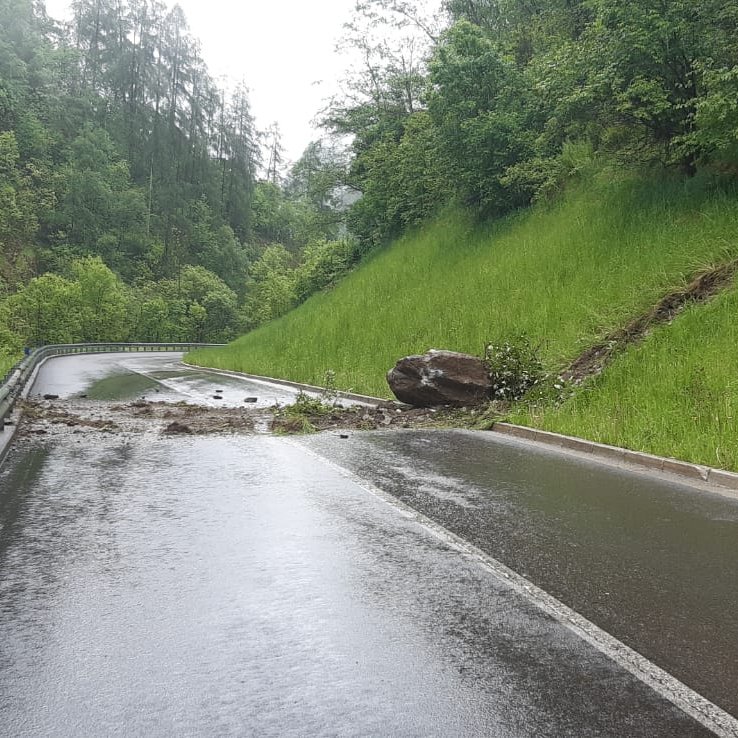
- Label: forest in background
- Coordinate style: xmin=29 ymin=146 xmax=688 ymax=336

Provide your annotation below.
xmin=4 ymin=0 xmax=738 ymax=373
xmin=0 ymin=0 xmax=357 ymax=369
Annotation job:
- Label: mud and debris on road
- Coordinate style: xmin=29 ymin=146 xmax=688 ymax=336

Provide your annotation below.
xmin=19 ymin=398 xmax=259 ymax=438
xmin=17 ymin=396 xmax=492 ymax=439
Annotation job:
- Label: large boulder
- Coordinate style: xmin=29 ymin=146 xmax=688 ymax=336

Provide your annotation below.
xmin=386 ymin=349 xmax=491 ymax=407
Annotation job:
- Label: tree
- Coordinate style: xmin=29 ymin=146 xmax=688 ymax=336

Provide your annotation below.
xmin=264 ymin=122 xmax=284 ymax=185
xmin=565 ymin=0 xmax=738 ymax=170
xmin=220 ymin=81 xmax=258 ymax=237
xmin=156 ymin=264 xmax=238 ymax=341
xmin=47 ymin=125 xmax=149 ymax=274
xmin=244 ymin=244 xmax=295 ymax=327
xmin=131 ymin=293 xmax=169 ymax=341
xmin=0 ymin=298 xmax=23 ymax=366
xmin=178 ymin=265 xmax=237 ymax=339
xmin=428 ymin=20 xmax=533 ymax=214
xmin=0 ymin=131 xmax=38 ymax=285
xmin=69 ymin=255 xmax=128 ymax=340
xmin=286 ymin=140 xmax=349 ymax=241
xmin=293 ymin=238 xmax=358 ymax=303
xmin=7 ymin=273 xmax=81 ymax=344
xmin=696 ymin=66 xmax=738 ymax=161
xmin=250 ymin=181 xmax=308 ymax=249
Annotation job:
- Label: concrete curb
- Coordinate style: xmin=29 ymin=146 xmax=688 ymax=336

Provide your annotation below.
xmin=492 ymin=422 xmax=738 ymax=494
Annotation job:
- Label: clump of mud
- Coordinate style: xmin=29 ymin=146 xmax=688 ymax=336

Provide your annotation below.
xmin=21 ymin=400 xmax=120 ymax=433
xmin=18 ymin=399 xmax=259 ymax=439
xmin=163 ymin=421 xmax=193 ymax=434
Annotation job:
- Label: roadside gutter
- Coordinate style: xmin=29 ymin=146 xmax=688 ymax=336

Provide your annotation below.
xmin=492 ymin=422 xmax=738 ymax=496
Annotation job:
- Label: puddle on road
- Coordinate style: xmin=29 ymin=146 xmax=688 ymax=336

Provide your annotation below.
xmin=84 ymin=372 xmax=163 ymax=400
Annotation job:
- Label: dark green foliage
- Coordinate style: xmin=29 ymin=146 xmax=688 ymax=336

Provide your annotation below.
xmin=346 ymin=111 xmax=453 ymax=246
xmin=428 ymin=21 xmax=533 ymax=215
xmin=293 ymin=238 xmax=360 ymax=303
xmin=326 ymin=0 xmax=738 ymax=248
xmin=4 ymin=0 xmax=738 ymax=359
xmin=0 ymin=0 xmax=351 ymax=355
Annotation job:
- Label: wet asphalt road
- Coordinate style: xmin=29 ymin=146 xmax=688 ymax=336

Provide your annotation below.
xmin=0 ymin=354 xmax=735 ymax=736
xmin=28 ymin=352 xmax=305 ymax=408
xmin=305 ymin=431 xmax=738 ymax=718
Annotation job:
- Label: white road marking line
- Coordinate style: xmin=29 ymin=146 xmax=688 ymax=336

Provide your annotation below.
xmin=291 ymin=439 xmax=738 ymax=738
xmin=121 ymin=365 xmax=219 ymax=407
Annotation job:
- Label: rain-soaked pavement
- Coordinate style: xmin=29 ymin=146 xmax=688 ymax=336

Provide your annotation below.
xmin=0 ymin=353 xmax=736 ymax=736
xmin=28 ymin=352 xmax=305 ymax=407
xmin=305 ymin=431 xmax=738 ymax=718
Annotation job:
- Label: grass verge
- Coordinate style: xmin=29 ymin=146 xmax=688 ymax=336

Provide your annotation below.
xmin=516 ymin=282 xmax=738 ymax=471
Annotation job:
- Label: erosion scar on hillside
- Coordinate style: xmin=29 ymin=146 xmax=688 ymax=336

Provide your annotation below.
xmin=563 ymin=259 xmax=738 ymax=383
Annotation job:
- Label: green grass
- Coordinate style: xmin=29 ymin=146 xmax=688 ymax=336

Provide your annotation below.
xmin=516 ymin=284 xmax=738 ymax=470
xmin=188 ymin=169 xmax=738 ymax=403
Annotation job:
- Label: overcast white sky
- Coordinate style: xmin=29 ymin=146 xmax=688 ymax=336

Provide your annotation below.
xmin=166 ymin=0 xmax=359 ymax=165
xmin=44 ymin=0 xmax=369 ymax=165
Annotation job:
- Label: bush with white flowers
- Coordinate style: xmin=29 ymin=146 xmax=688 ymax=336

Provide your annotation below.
xmin=483 ymin=336 xmax=544 ymax=401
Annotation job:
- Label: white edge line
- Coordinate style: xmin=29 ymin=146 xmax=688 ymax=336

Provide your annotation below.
xmin=289 ymin=438 xmax=738 ymax=738
xmin=121 ymin=364 xmax=219 ymax=407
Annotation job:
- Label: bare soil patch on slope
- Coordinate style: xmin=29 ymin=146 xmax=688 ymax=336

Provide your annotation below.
xmin=563 ymin=259 xmax=738 ymax=383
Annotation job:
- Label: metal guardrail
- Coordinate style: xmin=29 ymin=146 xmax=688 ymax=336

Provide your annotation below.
xmin=0 ymin=342 xmax=224 ymax=431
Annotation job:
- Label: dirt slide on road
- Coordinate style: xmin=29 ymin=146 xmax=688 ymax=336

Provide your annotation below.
xmin=17 ymin=397 xmax=470 ymax=440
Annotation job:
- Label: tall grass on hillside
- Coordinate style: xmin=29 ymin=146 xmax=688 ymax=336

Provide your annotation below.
xmin=518 ymin=284 xmax=738 ymax=471
xmin=187 ymin=171 xmax=738 ymax=398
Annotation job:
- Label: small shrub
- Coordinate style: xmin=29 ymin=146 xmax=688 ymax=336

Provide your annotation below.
xmin=483 ymin=335 xmax=544 ymax=401
xmin=283 ymin=390 xmax=334 ymax=418
xmin=321 ymin=369 xmax=339 ymax=405
xmin=271 ymin=391 xmax=329 ymax=434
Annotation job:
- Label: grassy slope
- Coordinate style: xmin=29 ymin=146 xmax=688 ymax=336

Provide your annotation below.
xmin=518 ymin=286 xmax=738 ymax=470
xmin=188 ymin=170 xmax=738 ymax=467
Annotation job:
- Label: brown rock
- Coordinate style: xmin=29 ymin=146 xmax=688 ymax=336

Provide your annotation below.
xmin=386 ymin=349 xmax=491 ymax=407
xmin=163 ymin=421 xmax=193 ymax=435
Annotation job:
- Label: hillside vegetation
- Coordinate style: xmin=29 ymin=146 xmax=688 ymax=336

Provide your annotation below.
xmin=185 ymin=0 xmax=738 ymax=471
xmin=0 ymin=0 xmax=354 ymax=373
xmin=6 ymin=0 xmax=738 ymax=467
xmin=520 ymin=284 xmax=738 ymax=471
xmin=188 ymin=169 xmax=738 ymax=467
